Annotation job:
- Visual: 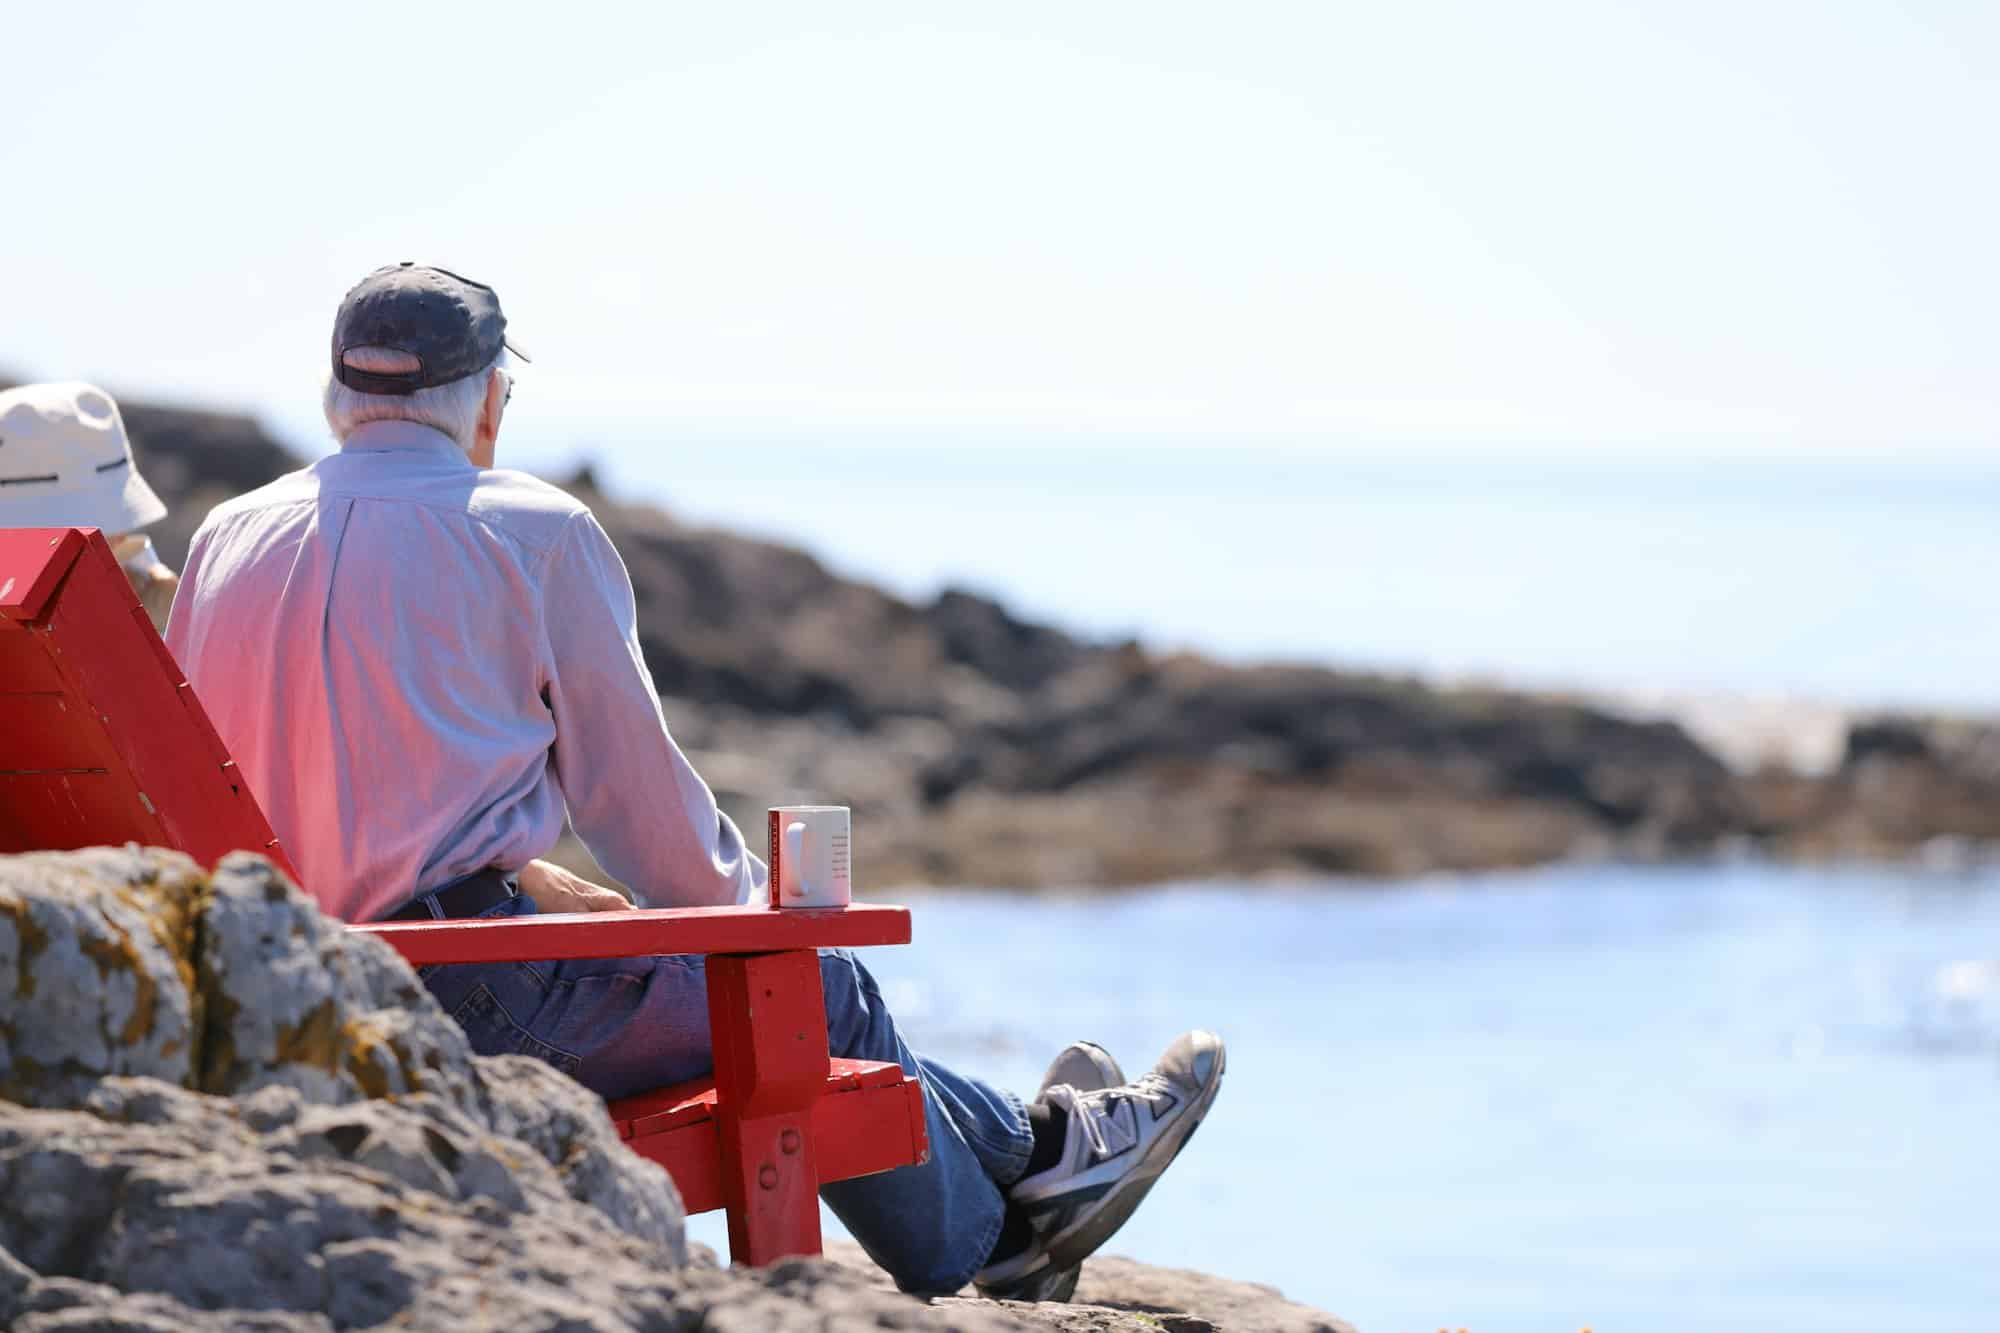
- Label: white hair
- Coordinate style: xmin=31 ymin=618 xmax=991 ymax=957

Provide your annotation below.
xmin=321 ymin=347 xmax=507 ymax=452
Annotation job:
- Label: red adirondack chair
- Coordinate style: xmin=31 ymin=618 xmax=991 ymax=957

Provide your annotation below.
xmin=0 ymin=525 xmax=927 ymax=1265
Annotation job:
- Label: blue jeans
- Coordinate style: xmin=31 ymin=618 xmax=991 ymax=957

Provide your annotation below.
xmin=419 ymin=896 xmax=1031 ymax=1293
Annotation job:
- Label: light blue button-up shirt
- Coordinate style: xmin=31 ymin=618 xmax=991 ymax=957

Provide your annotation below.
xmin=166 ymin=419 xmax=764 ymax=922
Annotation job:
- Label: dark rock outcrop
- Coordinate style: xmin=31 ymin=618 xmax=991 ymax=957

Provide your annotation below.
xmin=1742 ymin=714 xmax=2000 ymax=865
xmin=16 ymin=379 xmax=1984 ymax=886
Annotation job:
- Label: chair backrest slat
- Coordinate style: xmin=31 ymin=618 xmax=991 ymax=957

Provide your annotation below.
xmin=0 ymin=526 xmax=294 ymax=877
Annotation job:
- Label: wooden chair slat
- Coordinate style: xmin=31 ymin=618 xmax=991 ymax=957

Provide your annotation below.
xmin=354 ymin=901 xmax=911 ymax=965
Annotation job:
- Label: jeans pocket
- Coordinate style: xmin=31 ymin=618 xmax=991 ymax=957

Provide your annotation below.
xmin=450 ymin=981 xmax=585 ymax=1077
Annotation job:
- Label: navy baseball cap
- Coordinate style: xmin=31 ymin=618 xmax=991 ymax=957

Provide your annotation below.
xmin=331 ymin=262 xmax=530 ymax=395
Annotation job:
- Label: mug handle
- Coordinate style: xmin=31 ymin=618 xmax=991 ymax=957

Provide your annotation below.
xmin=785 ymin=820 xmax=810 ymax=900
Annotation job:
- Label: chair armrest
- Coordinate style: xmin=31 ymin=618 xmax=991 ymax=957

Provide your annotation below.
xmin=352 ymin=903 xmax=912 ymax=967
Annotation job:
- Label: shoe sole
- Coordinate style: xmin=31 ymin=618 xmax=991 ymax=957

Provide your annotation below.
xmin=1030 ymin=1043 xmax=1227 ymax=1276
xmin=979 ymin=1259 xmax=1082 ymax=1305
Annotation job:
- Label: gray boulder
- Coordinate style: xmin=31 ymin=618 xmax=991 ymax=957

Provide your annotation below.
xmin=0 ymin=847 xmax=203 ymax=1108
xmin=0 ymin=1084 xmax=1047 ymax=1329
xmin=0 ymin=848 xmax=1330 ymax=1330
xmin=0 ymin=848 xmax=1065 ymax=1331
xmin=195 ymin=851 xmax=480 ymax=1110
xmin=0 ymin=1082 xmax=691 ymax=1327
xmin=0 ymin=1089 xmax=1049 ymax=1329
xmin=0 ymin=847 xmax=714 ymax=1325
xmin=0 ymin=846 xmax=683 ymax=1257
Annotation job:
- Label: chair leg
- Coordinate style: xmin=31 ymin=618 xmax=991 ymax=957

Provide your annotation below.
xmin=705 ymin=949 xmax=829 ymax=1265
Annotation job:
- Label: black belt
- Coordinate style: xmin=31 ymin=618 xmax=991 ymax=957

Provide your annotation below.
xmin=385 ymin=867 xmax=520 ymax=923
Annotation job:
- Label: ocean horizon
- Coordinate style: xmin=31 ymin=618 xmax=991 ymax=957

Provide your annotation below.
xmin=178 ymin=389 xmax=2000 ymax=732
xmin=447 ymin=432 xmax=2000 ymax=720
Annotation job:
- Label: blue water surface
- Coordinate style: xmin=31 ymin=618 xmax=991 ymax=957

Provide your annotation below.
xmin=579 ymin=444 xmax=2000 ymax=712
xmin=687 ymin=863 xmax=2000 ymax=1332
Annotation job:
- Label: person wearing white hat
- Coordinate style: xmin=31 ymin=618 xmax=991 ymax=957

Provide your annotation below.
xmin=0 ymin=381 xmax=179 ymax=630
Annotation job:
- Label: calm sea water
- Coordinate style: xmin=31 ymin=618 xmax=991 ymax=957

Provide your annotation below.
xmin=686 ymin=864 xmax=2000 ymax=1332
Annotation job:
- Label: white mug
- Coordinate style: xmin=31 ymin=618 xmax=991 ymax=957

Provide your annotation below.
xmin=767 ymin=805 xmax=853 ymax=909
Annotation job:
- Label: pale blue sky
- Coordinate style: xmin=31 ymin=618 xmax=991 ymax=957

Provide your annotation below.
xmin=8 ymin=3 xmax=1997 ymax=707
xmin=5 ymin=1 xmax=1996 ymax=457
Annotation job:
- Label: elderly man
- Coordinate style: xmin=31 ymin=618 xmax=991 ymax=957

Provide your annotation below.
xmin=166 ymin=263 xmax=1224 ymax=1300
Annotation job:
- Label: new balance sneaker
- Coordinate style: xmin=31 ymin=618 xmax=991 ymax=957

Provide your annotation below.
xmin=985 ymin=1041 xmax=1131 ymax=1303
xmin=976 ymin=1030 xmax=1225 ymax=1300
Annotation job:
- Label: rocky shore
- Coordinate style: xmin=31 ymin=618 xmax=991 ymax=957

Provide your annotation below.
xmin=0 ymin=847 xmax=1348 ymax=1331
xmin=21 ymin=378 xmax=1996 ymax=890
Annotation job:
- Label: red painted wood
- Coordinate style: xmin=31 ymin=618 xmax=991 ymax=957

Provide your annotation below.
xmin=613 ymin=1057 xmax=909 ymax=1131
xmin=355 ymin=902 xmax=911 ymax=965
xmin=0 ymin=528 xmax=294 ymax=877
xmin=0 ymin=690 xmax=111 ymax=769
xmin=0 ymin=525 xmax=931 ymax=1268
xmin=707 ymin=950 xmax=828 ymax=1265
xmin=611 ymin=1060 xmax=928 ymax=1214
xmin=0 ymin=528 xmax=87 ymax=623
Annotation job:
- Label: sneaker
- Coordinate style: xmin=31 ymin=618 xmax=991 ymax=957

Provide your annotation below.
xmin=976 ymin=1030 xmax=1225 ymax=1300
xmin=986 ymin=1041 xmax=1129 ymax=1303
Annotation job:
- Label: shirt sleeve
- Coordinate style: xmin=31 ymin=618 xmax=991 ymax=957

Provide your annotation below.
xmin=539 ymin=510 xmax=765 ymax=908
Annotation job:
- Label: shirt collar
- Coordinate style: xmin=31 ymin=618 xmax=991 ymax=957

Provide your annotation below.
xmin=339 ymin=419 xmax=470 ymax=461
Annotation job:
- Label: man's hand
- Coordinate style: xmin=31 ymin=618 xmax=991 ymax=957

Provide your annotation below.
xmin=517 ymin=859 xmax=634 ymax=914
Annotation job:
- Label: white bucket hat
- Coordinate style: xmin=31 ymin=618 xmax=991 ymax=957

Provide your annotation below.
xmin=0 ymin=382 xmax=167 ymax=533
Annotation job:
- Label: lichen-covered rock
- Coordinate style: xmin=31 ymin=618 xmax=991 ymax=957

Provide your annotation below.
xmin=0 ymin=1087 xmax=1044 ymax=1331
xmin=195 ymin=852 xmax=479 ymax=1111
xmin=0 ymin=1083 xmax=688 ymax=1325
xmin=0 ymin=844 xmax=486 ymax=1116
xmin=0 ymin=847 xmax=717 ymax=1322
xmin=0 ymin=847 xmax=204 ymax=1108
xmin=0 ymin=848 xmax=1317 ymax=1330
xmin=0 ymin=847 xmax=683 ymax=1251
xmin=0 ymin=849 xmax=1069 ymax=1331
